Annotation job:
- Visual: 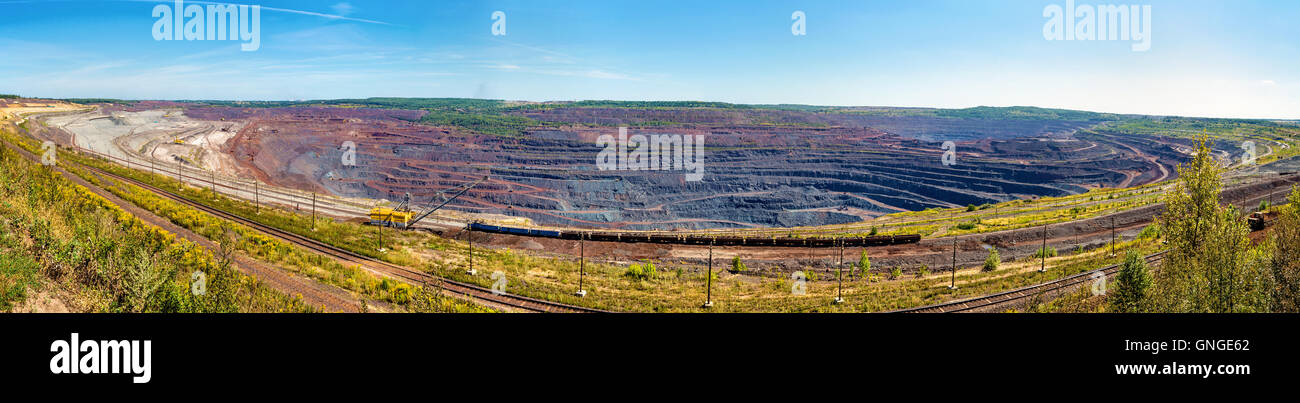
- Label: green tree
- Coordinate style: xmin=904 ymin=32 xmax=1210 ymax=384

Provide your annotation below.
xmin=1270 ymin=186 xmax=1300 ymax=312
xmin=1153 ymin=137 xmax=1273 ymax=312
xmin=982 ymin=247 xmax=1000 ymax=272
xmin=1109 ymin=251 xmax=1152 ymax=312
xmin=857 ymin=249 xmax=871 ymax=278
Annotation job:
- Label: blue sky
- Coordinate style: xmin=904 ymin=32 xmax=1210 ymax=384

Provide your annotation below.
xmin=1 ymin=0 xmax=1297 ymax=118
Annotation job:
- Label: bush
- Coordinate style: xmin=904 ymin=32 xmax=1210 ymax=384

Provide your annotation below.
xmin=1109 ymin=251 xmax=1152 ymax=312
xmin=955 ymin=221 xmax=977 ymax=230
xmin=804 ymin=270 xmax=819 ymax=282
xmin=391 ymin=283 xmax=412 ymax=304
xmin=966 ymin=204 xmax=977 ymax=212
xmin=624 ymin=259 xmax=658 ymax=280
xmin=917 ymin=264 xmax=929 ymax=278
xmin=1032 ymin=246 xmax=1058 ymax=259
xmin=888 ymin=267 xmax=902 ymax=280
xmin=982 ymin=248 xmax=1000 ymax=272
xmin=697 ymin=269 xmax=718 ymax=282
xmin=730 ymin=256 xmax=747 ymax=273
xmin=1137 ymin=224 xmax=1161 ymax=239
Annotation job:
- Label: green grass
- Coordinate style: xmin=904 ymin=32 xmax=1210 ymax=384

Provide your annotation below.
xmin=0 ymin=248 xmax=41 ymax=311
xmin=0 ymin=134 xmax=312 ymax=312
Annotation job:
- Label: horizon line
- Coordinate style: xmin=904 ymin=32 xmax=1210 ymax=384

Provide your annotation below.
xmin=8 ymin=94 xmax=1298 ymax=121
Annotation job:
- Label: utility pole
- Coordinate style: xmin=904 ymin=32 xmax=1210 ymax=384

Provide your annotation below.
xmin=949 ymin=211 xmax=958 ymax=290
xmin=465 ymin=227 xmax=475 ymax=275
xmin=254 ymin=181 xmax=259 ymax=214
xmin=377 ymin=214 xmax=385 ymax=253
xmin=576 ymin=233 xmax=587 ymax=297
xmin=703 ymin=239 xmax=714 ymax=308
xmin=949 ymin=234 xmax=958 ymax=290
xmin=1271 ymin=178 xmax=1277 ymax=209
xmin=311 ymin=192 xmax=317 ymax=231
xmin=1110 ymin=216 xmax=1117 ymax=257
xmin=1039 ymin=223 xmax=1048 ymax=273
xmin=807 ymin=241 xmax=814 ymax=281
xmin=210 ymin=169 xmax=216 ymax=196
xmin=835 ymin=238 xmax=844 ymax=304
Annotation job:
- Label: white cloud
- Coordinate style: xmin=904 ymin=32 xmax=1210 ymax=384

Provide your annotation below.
xmin=331 ymin=2 xmax=354 ymax=16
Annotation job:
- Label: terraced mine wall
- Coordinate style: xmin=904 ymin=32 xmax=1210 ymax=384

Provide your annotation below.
xmin=204 ymin=105 xmax=1188 ymax=230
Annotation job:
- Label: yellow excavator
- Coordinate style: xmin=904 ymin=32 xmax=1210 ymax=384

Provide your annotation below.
xmin=368 ymin=176 xmax=487 ymax=229
xmin=368 ymin=206 xmax=414 ymax=228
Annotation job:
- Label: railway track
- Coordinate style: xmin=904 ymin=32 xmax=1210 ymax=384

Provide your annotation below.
xmin=889 ymin=250 xmax=1169 ymax=313
xmin=82 ymin=148 xmax=372 ymax=218
xmin=29 ymin=143 xmax=606 ymax=313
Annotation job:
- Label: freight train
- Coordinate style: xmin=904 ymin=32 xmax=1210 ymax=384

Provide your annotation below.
xmin=467 ymin=222 xmax=921 ymax=247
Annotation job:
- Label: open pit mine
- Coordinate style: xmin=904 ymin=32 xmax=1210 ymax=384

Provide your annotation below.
xmin=30 ymin=101 xmax=1207 ymax=230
